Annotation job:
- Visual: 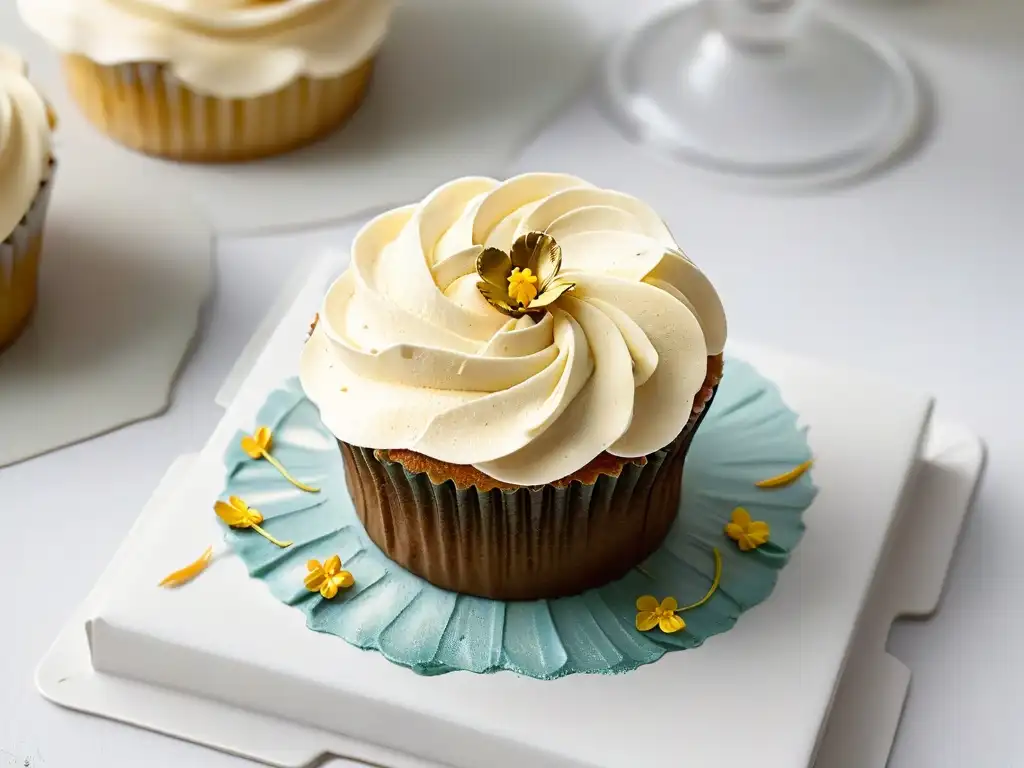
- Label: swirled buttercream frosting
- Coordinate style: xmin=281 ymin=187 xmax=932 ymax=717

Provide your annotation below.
xmin=301 ymin=174 xmax=728 ymax=486
xmin=0 ymin=48 xmax=53 ymax=244
xmin=17 ymin=0 xmax=395 ymax=98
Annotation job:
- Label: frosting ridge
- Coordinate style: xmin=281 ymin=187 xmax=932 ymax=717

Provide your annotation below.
xmin=17 ymin=0 xmax=395 ymax=98
xmin=301 ymin=174 xmax=728 ymax=486
xmin=0 ymin=47 xmax=53 ymax=244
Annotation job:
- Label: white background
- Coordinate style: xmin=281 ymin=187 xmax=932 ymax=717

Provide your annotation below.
xmin=2 ymin=0 xmax=1023 ymax=766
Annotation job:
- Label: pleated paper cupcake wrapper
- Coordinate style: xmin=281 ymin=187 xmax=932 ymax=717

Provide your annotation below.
xmin=341 ymin=402 xmax=711 ymax=601
xmin=1 ymin=160 xmax=55 ymax=288
xmin=1 ymin=161 xmax=55 ymax=350
xmin=220 ymin=361 xmax=815 ymax=679
xmin=62 ymin=57 xmax=374 ymax=162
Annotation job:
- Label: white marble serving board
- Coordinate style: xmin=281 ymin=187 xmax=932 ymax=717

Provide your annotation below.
xmin=31 ymin=250 xmax=984 ymax=768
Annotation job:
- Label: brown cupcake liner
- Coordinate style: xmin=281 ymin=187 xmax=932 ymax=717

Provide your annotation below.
xmin=1 ymin=160 xmax=56 ymax=352
xmin=341 ymin=387 xmax=718 ymax=601
xmin=61 ymin=56 xmax=375 ymax=163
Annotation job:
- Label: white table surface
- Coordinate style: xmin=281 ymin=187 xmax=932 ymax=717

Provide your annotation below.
xmin=2 ymin=0 xmax=1022 ymax=766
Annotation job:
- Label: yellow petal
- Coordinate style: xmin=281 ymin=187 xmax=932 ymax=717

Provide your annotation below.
xmin=332 ymin=570 xmax=355 ymax=589
xmin=307 ymin=559 xmax=322 ymax=572
xmin=320 ymin=580 xmax=339 ymax=600
xmin=749 ymin=521 xmax=770 ymax=536
xmin=755 ymin=460 xmax=813 ymax=488
xmin=636 ymin=595 xmax=659 ymax=612
xmin=660 ymin=596 xmax=679 ymax=613
xmin=724 ymin=522 xmax=744 ymax=541
xmin=323 ymin=554 xmax=342 ymax=576
xmin=254 ymin=426 xmax=272 ymax=451
xmin=636 ymin=611 xmax=660 ymax=632
xmin=214 ymin=499 xmax=247 ymax=527
xmin=660 ymin=614 xmax=686 ymax=634
xmin=731 ymin=507 xmax=752 ymax=526
xmin=215 ymin=497 xmax=262 ymax=528
xmin=304 ymin=571 xmax=326 ymax=592
xmin=158 ymin=546 xmax=214 ymax=588
xmin=241 ymin=435 xmax=263 ymax=459
xmin=738 ymin=536 xmax=755 ymax=552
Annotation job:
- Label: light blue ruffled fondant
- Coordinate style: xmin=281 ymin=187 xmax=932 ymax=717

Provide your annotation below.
xmin=221 ymin=357 xmax=816 ymax=678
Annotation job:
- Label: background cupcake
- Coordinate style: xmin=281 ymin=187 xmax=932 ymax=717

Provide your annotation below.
xmin=0 ymin=47 xmax=56 ymax=354
xmin=18 ymin=0 xmax=396 ymax=163
xmin=302 ymin=174 xmax=728 ymax=600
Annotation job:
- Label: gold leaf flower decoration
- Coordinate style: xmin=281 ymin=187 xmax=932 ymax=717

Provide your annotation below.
xmin=635 ymin=596 xmax=686 ymax=634
xmin=240 ymin=426 xmax=320 ymax=493
xmin=476 ymin=232 xmax=576 ymax=318
xmin=215 ymin=495 xmax=293 ymax=548
xmin=304 ymin=555 xmax=355 ymax=599
xmin=725 ymin=507 xmax=771 ymax=551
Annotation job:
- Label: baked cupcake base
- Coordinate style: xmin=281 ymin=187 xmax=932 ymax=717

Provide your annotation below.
xmin=341 ymin=355 xmax=724 ymax=601
xmin=62 ymin=56 xmax=374 ymax=163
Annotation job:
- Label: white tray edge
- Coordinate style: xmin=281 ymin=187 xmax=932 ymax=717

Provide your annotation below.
xmin=34 ymin=416 xmax=984 ymax=768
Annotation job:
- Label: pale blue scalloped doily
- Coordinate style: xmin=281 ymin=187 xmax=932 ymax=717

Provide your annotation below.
xmin=222 ymin=358 xmax=816 ymax=678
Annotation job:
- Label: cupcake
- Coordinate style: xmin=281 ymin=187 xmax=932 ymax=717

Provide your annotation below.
xmin=301 ymin=174 xmax=728 ymax=600
xmin=0 ymin=48 xmax=56 ymax=354
xmin=18 ymin=0 xmax=396 ymax=163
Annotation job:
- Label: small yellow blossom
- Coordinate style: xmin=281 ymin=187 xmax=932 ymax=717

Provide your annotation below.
xmin=305 ymin=555 xmax=355 ymax=600
xmin=214 ymin=496 xmax=292 ymax=548
xmin=635 ymin=596 xmax=686 ymax=634
xmin=507 ymin=267 xmax=539 ymax=306
xmin=725 ymin=507 xmax=771 ymax=551
xmin=240 ymin=426 xmax=319 ymax=493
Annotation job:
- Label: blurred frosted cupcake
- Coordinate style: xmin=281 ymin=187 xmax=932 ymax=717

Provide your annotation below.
xmin=18 ymin=0 xmax=396 ymax=163
xmin=0 ymin=48 xmax=56 ymax=354
xmin=302 ymin=173 xmax=728 ymax=600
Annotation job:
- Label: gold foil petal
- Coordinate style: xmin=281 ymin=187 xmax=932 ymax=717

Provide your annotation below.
xmin=527 ymin=279 xmax=575 ymax=310
xmin=477 ymin=281 xmax=524 ymax=318
xmin=535 ymin=233 xmax=564 ymax=289
xmin=476 ymin=247 xmax=513 ymax=289
xmin=510 ymin=231 xmax=560 ymax=277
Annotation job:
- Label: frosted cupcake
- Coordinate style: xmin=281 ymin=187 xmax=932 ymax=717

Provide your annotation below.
xmin=0 ymin=48 xmax=56 ymax=354
xmin=301 ymin=174 xmax=728 ymax=600
xmin=17 ymin=0 xmax=395 ymax=163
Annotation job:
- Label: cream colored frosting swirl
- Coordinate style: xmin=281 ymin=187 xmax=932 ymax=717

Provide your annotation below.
xmin=301 ymin=174 xmax=728 ymax=486
xmin=0 ymin=48 xmax=53 ymax=244
xmin=17 ymin=0 xmax=395 ymax=98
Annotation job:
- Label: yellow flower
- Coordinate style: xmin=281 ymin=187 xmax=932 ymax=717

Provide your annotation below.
xmin=507 ymin=267 xmax=539 ymax=307
xmin=240 ymin=426 xmax=319 ymax=493
xmin=241 ymin=426 xmax=272 ymax=459
xmin=635 ymin=596 xmax=686 ymax=634
xmin=725 ymin=507 xmax=771 ymax=551
xmin=304 ymin=555 xmax=355 ymax=600
xmin=214 ymin=496 xmax=292 ymax=548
